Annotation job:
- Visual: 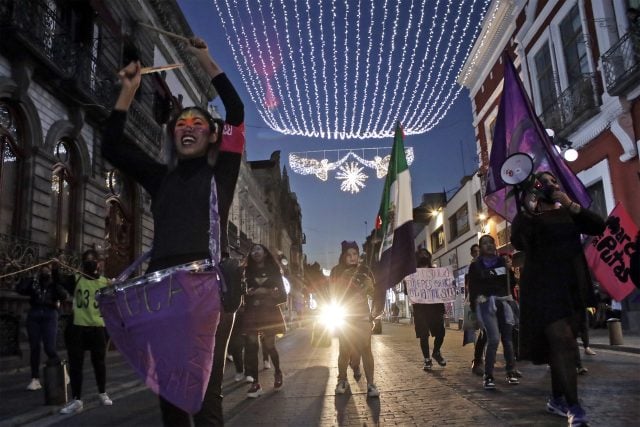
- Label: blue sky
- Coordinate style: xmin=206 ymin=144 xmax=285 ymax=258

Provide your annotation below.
xmin=177 ymin=1 xmax=482 ymax=268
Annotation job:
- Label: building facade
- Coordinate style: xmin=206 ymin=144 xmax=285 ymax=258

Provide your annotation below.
xmin=458 ymin=0 xmax=640 ymax=329
xmin=0 ymin=0 xmax=304 ymax=358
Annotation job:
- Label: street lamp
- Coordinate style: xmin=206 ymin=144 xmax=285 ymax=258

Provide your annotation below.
xmin=546 ymin=129 xmax=578 ymax=162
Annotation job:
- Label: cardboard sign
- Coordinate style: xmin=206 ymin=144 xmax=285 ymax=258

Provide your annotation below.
xmin=405 ymin=266 xmax=456 ymax=304
xmin=585 ymin=203 xmax=638 ymax=301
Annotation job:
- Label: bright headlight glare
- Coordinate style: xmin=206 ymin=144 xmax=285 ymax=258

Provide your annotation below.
xmin=320 ymin=302 xmax=346 ymax=330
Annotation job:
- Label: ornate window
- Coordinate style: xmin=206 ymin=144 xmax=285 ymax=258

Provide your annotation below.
xmin=50 ymin=139 xmax=76 ymax=250
xmin=104 ymin=170 xmax=135 ymax=278
xmin=0 ymin=102 xmax=23 ymax=236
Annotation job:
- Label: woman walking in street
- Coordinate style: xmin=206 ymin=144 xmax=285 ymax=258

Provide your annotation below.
xmin=242 ymin=244 xmax=287 ymax=398
xmin=410 ymin=248 xmax=446 ymax=371
xmin=468 ymin=235 xmax=520 ymax=390
xmin=330 ymin=241 xmax=379 ymax=398
xmin=103 ymin=35 xmax=245 ymax=426
xmin=512 ymin=171 xmax=605 ymax=427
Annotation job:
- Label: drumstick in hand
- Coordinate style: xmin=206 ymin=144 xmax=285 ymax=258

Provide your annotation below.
xmin=137 ymin=21 xmax=190 ymax=43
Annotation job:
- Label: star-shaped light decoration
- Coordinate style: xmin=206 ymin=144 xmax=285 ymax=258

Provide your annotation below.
xmin=336 ymin=162 xmax=367 ymax=194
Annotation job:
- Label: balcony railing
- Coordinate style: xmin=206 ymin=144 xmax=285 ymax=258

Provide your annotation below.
xmin=539 ymin=73 xmax=601 ymax=137
xmin=128 ymin=102 xmax=163 ymax=149
xmin=602 ymin=30 xmax=640 ymax=96
xmin=0 ymin=0 xmax=77 ymax=77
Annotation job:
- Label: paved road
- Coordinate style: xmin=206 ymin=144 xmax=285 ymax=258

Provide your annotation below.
xmin=3 ymin=323 xmax=639 ymax=426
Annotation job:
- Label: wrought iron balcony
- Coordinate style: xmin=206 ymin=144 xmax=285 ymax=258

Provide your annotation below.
xmin=0 ymin=0 xmax=77 ymax=77
xmin=73 ymin=47 xmax=118 ymax=109
xmin=127 ymin=102 xmax=164 ymax=150
xmin=539 ymin=73 xmax=601 ymax=138
xmin=601 ymin=30 xmax=640 ymax=96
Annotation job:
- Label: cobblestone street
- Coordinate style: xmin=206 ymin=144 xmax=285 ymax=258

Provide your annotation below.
xmin=2 ymin=322 xmax=638 ymax=426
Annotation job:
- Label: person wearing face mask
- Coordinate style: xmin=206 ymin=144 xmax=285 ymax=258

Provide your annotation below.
xmin=16 ymin=263 xmax=68 ymax=391
xmin=55 ymin=249 xmax=112 ymax=414
xmin=511 ymin=171 xmax=605 ymax=427
xmin=241 ymin=244 xmax=287 ymax=398
xmin=330 ymin=241 xmax=379 ymax=398
xmin=103 ymin=35 xmax=244 ymax=426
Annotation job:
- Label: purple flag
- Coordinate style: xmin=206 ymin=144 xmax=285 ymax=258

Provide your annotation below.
xmin=485 ymin=53 xmax=591 ymax=221
xmin=97 ymin=270 xmax=221 ymax=414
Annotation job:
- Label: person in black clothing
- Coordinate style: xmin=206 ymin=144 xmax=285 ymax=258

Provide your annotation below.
xmin=242 ymin=244 xmax=287 ymax=398
xmin=16 ymin=263 xmax=68 ymax=391
xmin=468 ymin=235 xmax=519 ymax=390
xmin=103 ymin=36 xmax=244 ymax=426
xmin=511 ymin=171 xmax=605 ymax=427
xmin=330 ymin=241 xmax=379 ymax=398
xmin=410 ymin=248 xmax=446 ymax=371
xmin=465 ymin=243 xmax=487 ymax=376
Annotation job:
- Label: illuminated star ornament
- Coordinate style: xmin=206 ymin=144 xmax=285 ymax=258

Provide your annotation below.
xmin=215 ymin=0 xmax=490 ymax=139
xmin=288 ymin=147 xmax=414 ymax=193
xmin=336 ymin=162 xmax=367 ymax=194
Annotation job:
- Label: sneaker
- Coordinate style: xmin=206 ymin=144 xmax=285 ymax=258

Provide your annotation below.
xmin=26 ymin=378 xmax=42 ymax=391
xmin=245 ymin=375 xmax=255 ymax=383
xmin=506 ymin=371 xmax=520 ymax=385
xmin=367 ymin=383 xmax=380 ymax=398
xmin=546 ymin=396 xmax=569 ymax=417
xmin=423 ymin=358 xmax=433 ymax=371
xmin=247 ymin=382 xmax=263 ymax=398
xmin=263 ymin=360 xmax=272 ymax=370
xmin=483 ymin=375 xmax=496 ymax=390
xmin=510 ymin=369 xmax=523 ymax=378
xmin=335 ymin=379 xmax=349 ymax=395
xmin=353 ymin=366 xmax=362 ymax=381
xmin=432 ymin=352 xmax=447 ymax=367
xmin=584 ymin=347 xmax=596 ymax=356
xmin=234 ymin=373 xmax=245 ymax=382
xmin=576 ymin=366 xmax=588 ymax=375
xmin=471 ymin=359 xmax=484 ymax=376
xmin=98 ymin=392 xmax=113 ymax=406
xmin=60 ymin=399 xmax=83 ymax=414
xmin=274 ymin=371 xmax=283 ymax=390
xmin=567 ymin=404 xmax=589 ymax=426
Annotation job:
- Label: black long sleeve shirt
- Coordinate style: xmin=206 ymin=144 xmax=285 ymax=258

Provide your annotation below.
xmin=102 ymin=73 xmax=244 ymax=272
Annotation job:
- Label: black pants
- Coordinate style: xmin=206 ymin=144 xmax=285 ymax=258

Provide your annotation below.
xmin=65 ymin=324 xmax=107 ymax=399
xmin=159 ymin=312 xmax=235 ymax=427
xmin=27 ymin=308 xmax=60 ymax=378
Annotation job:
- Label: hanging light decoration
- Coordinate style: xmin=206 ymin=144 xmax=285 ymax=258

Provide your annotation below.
xmin=215 ymin=0 xmax=490 ymax=139
xmin=288 ymin=146 xmax=414 ymax=193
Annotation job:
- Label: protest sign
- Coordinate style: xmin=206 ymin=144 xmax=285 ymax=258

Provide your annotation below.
xmin=585 ymin=203 xmax=638 ymax=301
xmin=405 ymin=266 xmax=456 ymax=304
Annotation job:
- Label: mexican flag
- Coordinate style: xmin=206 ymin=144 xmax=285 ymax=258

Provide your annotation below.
xmin=374 ymin=122 xmax=416 ymax=299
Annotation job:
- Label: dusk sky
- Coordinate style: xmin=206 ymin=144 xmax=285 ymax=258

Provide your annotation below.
xmin=177 ymin=1 xmax=486 ymax=268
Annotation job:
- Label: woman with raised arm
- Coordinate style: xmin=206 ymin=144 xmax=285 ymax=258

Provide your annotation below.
xmin=103 ymin=36 xmax=244 ymax=426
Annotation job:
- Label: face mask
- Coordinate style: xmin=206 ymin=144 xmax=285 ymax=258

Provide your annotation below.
xmin=83 ymin=260 xmax=98 ymax=273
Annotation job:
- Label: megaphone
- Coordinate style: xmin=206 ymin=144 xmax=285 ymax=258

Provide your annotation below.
xmin=500 ymin=153 xmax=533 ymax=186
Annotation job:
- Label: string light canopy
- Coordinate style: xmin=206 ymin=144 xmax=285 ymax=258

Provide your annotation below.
xmin=288 ymin=147 xmax=414 ymax=193
xmin=215 ymin=0 xmax=490 ymax=140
